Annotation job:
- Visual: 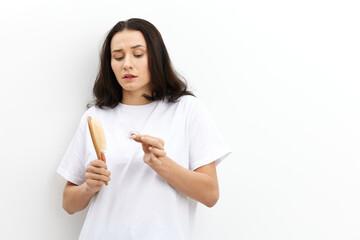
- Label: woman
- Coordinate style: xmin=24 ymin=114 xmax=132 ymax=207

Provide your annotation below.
xmin=57 ymin=18 xmax=231 ymax=240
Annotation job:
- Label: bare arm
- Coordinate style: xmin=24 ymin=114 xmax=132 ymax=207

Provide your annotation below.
xmin=62 ymin=152 xmax=111 ymax=214
xmin=151 ymin=159 xmax=219 ymax=207
xmin=62 ymin=181 xmax=96 ymax=214
xmin=132 ymin=134 xmax=219 ymax=207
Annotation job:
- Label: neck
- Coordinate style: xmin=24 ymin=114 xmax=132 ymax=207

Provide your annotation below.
xmin=121 ymin=91 xmax=152 ymax=105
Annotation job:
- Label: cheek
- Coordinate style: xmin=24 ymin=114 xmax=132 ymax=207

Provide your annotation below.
xmin=111 ymin=61 xmax=123 ymax=83
xmin=140 ymin=60 xmax=150 ymax=77
xmin=111 ymin=60 xmax=121 ymax=73
xmin=110 ymin=61 xmax=116 ymax=73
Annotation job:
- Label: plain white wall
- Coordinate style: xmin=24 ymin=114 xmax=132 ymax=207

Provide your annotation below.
xmin=0 ymin=0 xmax=359 ymax=239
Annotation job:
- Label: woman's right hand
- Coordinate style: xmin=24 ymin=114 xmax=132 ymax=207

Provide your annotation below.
xmin=85 ymin=152 xmax=111 ymax=193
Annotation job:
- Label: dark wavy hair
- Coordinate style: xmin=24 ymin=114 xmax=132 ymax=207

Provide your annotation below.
xmin=87 ymin=18 xmax=194 ymax=109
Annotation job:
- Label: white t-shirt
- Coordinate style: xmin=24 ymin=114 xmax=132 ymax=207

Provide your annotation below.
xmin=57 ymin=95 xmax=231 ymax=240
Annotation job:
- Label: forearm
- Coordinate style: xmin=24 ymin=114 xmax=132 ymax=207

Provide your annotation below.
xmin=62 ymin=182 xmax=96 ymax=214
xmin=149 ymin=157 xmax=219 ymax=207
xmin=131 ymin=134 xmax=220 ymax=207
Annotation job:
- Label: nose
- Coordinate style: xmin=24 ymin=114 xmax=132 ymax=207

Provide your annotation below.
xmin=122 ymin=56 xmax=133 ymax=70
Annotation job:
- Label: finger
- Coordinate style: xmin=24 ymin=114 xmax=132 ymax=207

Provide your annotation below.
xmin=131 ymin=134 xmax=165 ymax=147
xmin=139 ymin=135 xmax=164 ymax=150
xmin=130 ymin=133 xmax=142 ymax=142
xmin=90 ymin=159 xmax=107 ymax=169
xmin=142 ymin=143 xmax=151 ymax=153
xmin=144 ymin=154 xmax=151 ymax=163
xmin=86 ymin=172 xmax=111 ymax=182
xmin=148 ymin=147 xmax=167 ymax=157
xmin=86 ymin=179 xmax=104 ymax=188
xmin=101 ymin=151 xmax=106 ymax=163
xmin=131 ymin=134 xmax=160 ymax=152
xmin=86 ymin=165 xmax=111 ymax=177
xmin=99 ymin=153 xmax=109 ymax=185
xmin=144 ymin=153 xmax=161 ymax=165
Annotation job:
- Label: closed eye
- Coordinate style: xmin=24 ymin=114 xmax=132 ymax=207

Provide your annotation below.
xmin=114 ymin=54 xmax=143 ymax=61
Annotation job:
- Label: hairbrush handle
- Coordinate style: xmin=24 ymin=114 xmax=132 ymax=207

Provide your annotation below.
xmin=87 ymin=116 xmax=108 ymax=185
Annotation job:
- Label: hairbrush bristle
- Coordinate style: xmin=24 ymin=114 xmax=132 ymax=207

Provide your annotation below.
xmin=91 ymin=117 xmax=107 ymax=152
xmin=88 ymin=116 xmax=107 ymax=161
xmin=87 ymin=116 xmax=108 ymax=185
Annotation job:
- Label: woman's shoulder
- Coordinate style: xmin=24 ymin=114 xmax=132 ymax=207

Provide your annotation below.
xmin=173 ymin=95 xmax=201 ymax=107
xmin=82 ymin=105 xmax=97 ymax=117
xmin=75 ymin=106 xmax=95 ymax=126
xmin=79 ymin=105 xmax=110 ymax=122
xmin=160 ymin=95 xmax=209 ymax=117
xmin=176 ymin=95 xmax=208 ymax=112
xmin=84 ymin=104 xmax=116 ymax=115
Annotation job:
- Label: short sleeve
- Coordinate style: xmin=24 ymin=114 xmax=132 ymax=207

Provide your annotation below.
xmin=187 ymin=97 xmax=231 ymax=171
xmin=56 ymin=109 xmax=92 ymax=185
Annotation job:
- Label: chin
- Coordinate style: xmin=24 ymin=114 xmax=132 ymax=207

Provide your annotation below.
xmin=121 ymin=86 xmax=147 ymax=94
xmin=120 ymin=81 xmax=151 ymax=92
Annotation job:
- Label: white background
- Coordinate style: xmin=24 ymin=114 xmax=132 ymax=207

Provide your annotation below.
xmin=0 ymin=0 xmax=359 ymax=239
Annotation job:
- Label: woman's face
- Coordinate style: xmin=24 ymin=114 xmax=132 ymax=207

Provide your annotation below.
xmin=110 ymin=30 xmax=151 ymax=97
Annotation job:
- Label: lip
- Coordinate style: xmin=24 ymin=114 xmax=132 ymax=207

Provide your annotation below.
xmin=123 ymin=74 xmax=137 ymax=80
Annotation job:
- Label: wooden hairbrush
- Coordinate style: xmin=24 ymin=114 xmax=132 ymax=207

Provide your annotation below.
xmin=87 ymin=116 xmax=108 ymax=185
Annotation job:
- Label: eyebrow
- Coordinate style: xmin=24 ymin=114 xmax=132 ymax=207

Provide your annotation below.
xmin=112 ymin=45 xmax=145 ymax=53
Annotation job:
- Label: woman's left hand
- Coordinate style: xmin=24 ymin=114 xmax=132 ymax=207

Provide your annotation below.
xmin=131 ymin=134 xmax=167 ymax=166
xmin=131 ymin=133 xmax=219 ymax=207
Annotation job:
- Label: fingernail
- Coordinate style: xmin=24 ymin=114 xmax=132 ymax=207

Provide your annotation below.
xmin=130 ymin=134 xmax=136 ymax=139
xmin=141 ymin=136 xmax=144 ymax=141
xmin=148 ymin=146 xmax=153 ymax=151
